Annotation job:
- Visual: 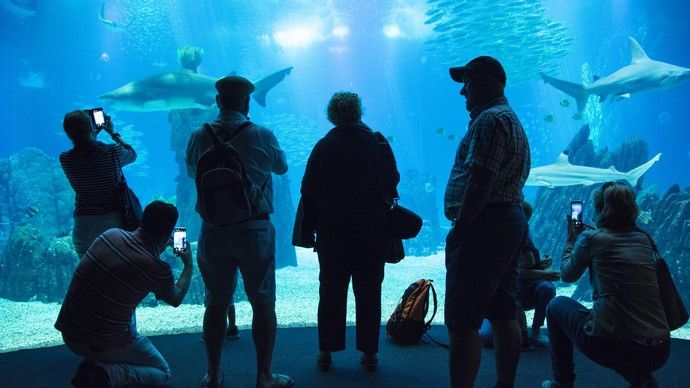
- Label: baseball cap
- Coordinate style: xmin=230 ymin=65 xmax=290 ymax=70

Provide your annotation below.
xmin=449 ymin=56 xmax=507 ymax=85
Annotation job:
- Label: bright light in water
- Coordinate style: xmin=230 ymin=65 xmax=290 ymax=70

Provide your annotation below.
xmin=273 ymin=27 xmax=318 ymax=49
xmin=332 ymin=25 xmax=349 ymax=39
xmin=383 ymin=24 xmax=402 ymax=38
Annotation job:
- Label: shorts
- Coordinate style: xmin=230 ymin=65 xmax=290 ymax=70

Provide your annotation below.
xmin=197 ymin=219 xmax=276 ymax=307
xmin=444 ymin=203 xmax=527 ymax=331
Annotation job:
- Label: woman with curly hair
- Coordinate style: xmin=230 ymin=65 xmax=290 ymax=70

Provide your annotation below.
xmin=542 ymin=181 xmax=670 ymax=388
xmin=294 ymin=91 xmax=400 ymax=372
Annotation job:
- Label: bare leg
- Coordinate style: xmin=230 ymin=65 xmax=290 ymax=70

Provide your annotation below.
xmin=203 ymin=304 xmax=228 ymax=384
xmin=253 ymin=303 xmax=277 ymax=388
xmin=491 ymin=319 xmax=521 ymax=387
xmin=448 ymin=327 xmax=481 ymax=388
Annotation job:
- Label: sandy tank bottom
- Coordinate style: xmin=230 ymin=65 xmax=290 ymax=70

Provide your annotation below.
xmin=2 ymin=247 xmax=688 ymax=353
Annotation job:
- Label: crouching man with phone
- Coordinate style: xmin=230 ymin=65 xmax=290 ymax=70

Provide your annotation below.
xmin=55 ymin=201 xmax=193 ymax=387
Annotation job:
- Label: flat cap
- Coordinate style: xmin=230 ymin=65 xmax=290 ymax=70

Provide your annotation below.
xmin=215 ymin=75 xmax=255 ymax=98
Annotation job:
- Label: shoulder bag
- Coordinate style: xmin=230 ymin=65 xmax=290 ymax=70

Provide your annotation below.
xmin=112 ymin=149 xmax=143 ymax=231
xmin=637 ymin=228 xmax=689 ymax=330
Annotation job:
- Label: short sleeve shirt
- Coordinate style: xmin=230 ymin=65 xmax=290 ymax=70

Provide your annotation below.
xmin=444 ymin=97 xmax=530 ymax=220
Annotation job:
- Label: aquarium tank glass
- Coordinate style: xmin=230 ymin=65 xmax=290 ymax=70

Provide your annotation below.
xmin=1 ymin=0 xmax=689 ymax=353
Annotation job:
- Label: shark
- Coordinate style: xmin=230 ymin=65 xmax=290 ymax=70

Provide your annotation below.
xmin=98 ymin=67 xmax=293 ymax=112
xmin=98 ymin=3 xmax=134 ymax=31
xmin=526 ymin=152 xmax=662 ymax=188
xmin=541 ymin=36 xmax=690 ymax=114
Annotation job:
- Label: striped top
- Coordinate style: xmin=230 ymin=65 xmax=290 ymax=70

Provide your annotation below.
xmin=444 ymin=97 xmax=530 ymax=220
xmin=55 ymin=228 xmax=174 ymax=350
xmin=60 ymin=141 xmax=136 ymax=216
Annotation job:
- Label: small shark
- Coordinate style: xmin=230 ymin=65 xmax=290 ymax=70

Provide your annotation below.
xmin=98 ymin=67 xmax=293 ymax=111
xmin=1 ymin=0 xmax=36 ymax=17
xmin=98 ymin=3 xmax=133 ymax=31
xmin=18 ymin=70 xmax=48 ymax=88
xmin=541 ymin=36 xmax=690 ymax=114
xmin=526 ymin=152 xmax=662 ymax=188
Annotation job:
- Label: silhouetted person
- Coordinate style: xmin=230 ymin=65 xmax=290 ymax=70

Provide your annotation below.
xmin=444 ymin=56 xmax=530 ymax=388
xmin=60 ymin=110 xmax=136 ymax=259
xmin=542 ymin=182 xmax=670 ymax=388
xmin=186 ymin=76 xmax=291 ymax=388
xmin=294 ymin=91 xmax=400 ymax=372
xmin=479 ymin=201 xmax=559 ymax=350
xmin=55 ymin=201 xmax=193 ymax=387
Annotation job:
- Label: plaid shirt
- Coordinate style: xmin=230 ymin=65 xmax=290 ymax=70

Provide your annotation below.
xmin=444 ymin=96 xmax=530 ymax=220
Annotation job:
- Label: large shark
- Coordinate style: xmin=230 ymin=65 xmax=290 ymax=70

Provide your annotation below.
xmin=541 ymin=36 xmax=690 ymax=114
xmin=526 ymin=152 xmax=662 ymax=188
xmin=98 ymin=67 xmax=293 ymax=112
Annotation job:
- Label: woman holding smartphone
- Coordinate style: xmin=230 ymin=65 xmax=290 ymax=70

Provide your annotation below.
xmin=542 ymin=182 xmax=670 ymax=388
xmin=60 ymin=109 xmax=136 ymax=259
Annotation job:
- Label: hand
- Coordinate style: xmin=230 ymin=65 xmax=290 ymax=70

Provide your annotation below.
xmin=176 ymin=243 xmax=192 ymax=267
xmin=566 ymin=215 xmax=586 ymax=243
xmin=537 ymin=256 xmax=552 ymax=270
xmin=102 ymin=114 xmax=115 ymax=134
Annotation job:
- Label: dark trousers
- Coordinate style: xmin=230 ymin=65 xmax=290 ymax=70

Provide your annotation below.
xmin=317 ymin=245 xmax=385 ymax=354
xmin=546 ymin=296 xmax=670 ymax=385
xmin=518 ymin=280 xmax=556 ymax=330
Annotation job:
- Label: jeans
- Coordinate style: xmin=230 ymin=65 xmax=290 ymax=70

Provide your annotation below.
xmin=546 ymin=296 xmax=670 ymax=385
xmin=518 ymin=280 xmax=556 ymax=329
xmin=72 ymin=212 xmax=122 ymax=259
xmin=64 ymin=332 xmax=170 ymax=387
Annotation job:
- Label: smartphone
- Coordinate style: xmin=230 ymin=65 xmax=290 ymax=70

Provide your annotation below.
xmin=570 ymin=200 xmax=584 ymax=225
xmin=91 ymin=107 xmax=105 ymax=129
xmin=173 ymin=227 xmax=187 ymax=253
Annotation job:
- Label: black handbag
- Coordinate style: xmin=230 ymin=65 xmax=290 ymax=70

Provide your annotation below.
xmin=637 ymin=228 xmax=689 ymax=330
xmin=119 ymin=179 xmax=143 ymax=231
xmin=112 ymin=150 xmax=142 ymax=231
xmin=386 ymin=200 xmax=423 ymax=240
xmin=655 ymin=253 xmax=689 ymax=330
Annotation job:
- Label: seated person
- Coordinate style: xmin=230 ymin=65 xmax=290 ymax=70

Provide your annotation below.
xmin=479 ymin=201 xmax=559 ymax=349
xmin=542 ymin=182 xmax=670 ymax=388
xmin=55 ymin=201 xmax=193 ymax=387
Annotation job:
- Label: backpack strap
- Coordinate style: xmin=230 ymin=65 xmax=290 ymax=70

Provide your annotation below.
xmin=425 ymin=281 xmax=438 ymax=328
xmin=203 ymin=121 xmax=253 ymax=145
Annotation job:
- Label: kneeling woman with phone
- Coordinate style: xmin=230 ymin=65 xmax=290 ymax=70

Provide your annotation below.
xmin=60 ymin=108 xmax=137 ymax=259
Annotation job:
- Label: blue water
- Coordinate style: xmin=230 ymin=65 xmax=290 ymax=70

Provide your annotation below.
xmin=1 ymin=1 xmax=689 ymax=202
xmin=1 ymin=0 xmax=690 ymax=349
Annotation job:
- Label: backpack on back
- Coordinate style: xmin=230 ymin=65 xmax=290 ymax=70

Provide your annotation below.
xmin=386 ymin=279 xmax=439 ymax=345
xmin=195 ymin=121 xmax=262 ymax=225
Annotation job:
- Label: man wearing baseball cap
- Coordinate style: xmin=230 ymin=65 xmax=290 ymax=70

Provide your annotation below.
xmin=443 ymin=56 xmax=531 ymax=388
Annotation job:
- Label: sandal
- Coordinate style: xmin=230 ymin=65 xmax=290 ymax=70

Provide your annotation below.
xmin=263 ymin=373 xmax=294 ymax=388
xmin=201 ymin=371 xmax=223 ymax=388
xmin=360 ymin=353 xmax=378 ymax=372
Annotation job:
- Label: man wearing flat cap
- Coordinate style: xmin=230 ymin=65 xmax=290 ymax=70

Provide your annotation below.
xmin=185 ymin=75 xmax=291 ymax=388
xmin=443 ymin=56 xmax=531 ymax=388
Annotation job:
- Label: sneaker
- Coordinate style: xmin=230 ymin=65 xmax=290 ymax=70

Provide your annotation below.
xmin=541 ymin=380 xmax=574 ymax=388
xmin=533 ymin=333 xmax=550 ymax=347
xmin=225 ymin=326 xmax=240 ymax=340
xmin=316 ymin=351 xmax=331 ymax=371
xmin=521 ymin=336 xmax=535 ymax=352
xmin=360 ymin=353 xmax=378 ymax=372
xmin=71 ymin=362 xmax=111 ymax=388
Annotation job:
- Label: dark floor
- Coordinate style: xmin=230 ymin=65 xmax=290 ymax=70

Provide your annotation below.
xmin=0 ymin=325 xmax=687 ymax=387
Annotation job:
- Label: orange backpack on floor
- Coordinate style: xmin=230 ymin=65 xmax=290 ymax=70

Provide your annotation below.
xmin=386 ymin=279 xmax=439 ymax=346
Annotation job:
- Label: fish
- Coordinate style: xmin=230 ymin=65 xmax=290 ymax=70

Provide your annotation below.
xmin=98 ymin=67 xmax=293 ymax=111
xmin=435 ymin=127 xmax=445 ymax=135
xmin=559 ymin=98 xmax=570 ymax=107
xmin=447 ymin=134 xmax=457 ymax=141
xmin=18 ymin=71 xmax=47 ymax=88
xmin=541 ymin=36 xmax=690 ymax=114
xmin=1 ymin=0 xmax=36 ymax=17
xmin=98 ymin=3 xmax=134 ymax=31
xmin=385 ymin=135 xmax=395 ymax=144
xmin=526 ymin=152 xmax=662 ymax=188
xmin=638 ymin=210 xmax=652 ymax=224
xmin=543 ymin=114 xmax=555 ymax=122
